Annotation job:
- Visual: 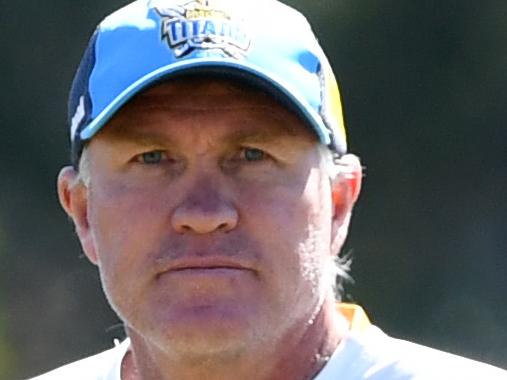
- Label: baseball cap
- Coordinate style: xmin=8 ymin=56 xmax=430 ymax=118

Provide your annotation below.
xmin=68 ymin=0 xmax=348 ymax=167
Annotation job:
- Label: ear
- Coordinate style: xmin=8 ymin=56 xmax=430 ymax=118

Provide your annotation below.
xmin=57 ymin=166 xmax=98 ymax=265
xmin=330 ymin=154 xmax=363 ymax=254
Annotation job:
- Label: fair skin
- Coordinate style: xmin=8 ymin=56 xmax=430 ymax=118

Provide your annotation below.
xmin=58 ymin=77 xmax=362 ymax=380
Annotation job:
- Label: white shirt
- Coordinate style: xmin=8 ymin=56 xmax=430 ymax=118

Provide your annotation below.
xmin=30 ymin=339 xmax=129 ymax=380
xmin=314 ymin=325 xmax=507 ymax=380
xmin=29 ymin=305 xmax=507 ymax=380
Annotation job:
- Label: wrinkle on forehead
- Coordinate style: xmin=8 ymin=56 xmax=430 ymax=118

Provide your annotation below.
xmin=98 ymin=77 xmax=317 ymax=147
xmin=101 ymin=112 xmax=316 ymax=151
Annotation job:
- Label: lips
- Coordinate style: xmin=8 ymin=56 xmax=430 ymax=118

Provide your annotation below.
xmin=155 ymin=256 xmax=256 ymax=279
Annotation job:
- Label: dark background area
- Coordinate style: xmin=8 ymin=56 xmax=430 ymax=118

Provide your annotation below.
xmin=1 ymin=1 xmax=506 ymax=379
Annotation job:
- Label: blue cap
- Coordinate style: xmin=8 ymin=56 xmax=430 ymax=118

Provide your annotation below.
xmin=68 ymin=0 xmax=347 ymax=166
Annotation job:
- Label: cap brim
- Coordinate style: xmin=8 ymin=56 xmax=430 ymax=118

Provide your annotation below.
xmin=79 ymin=58 xmax=332 ymax=146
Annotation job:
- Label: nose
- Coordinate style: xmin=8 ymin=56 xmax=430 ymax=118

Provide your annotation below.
xmin=171 ymin=187 xmax=239 ymax=234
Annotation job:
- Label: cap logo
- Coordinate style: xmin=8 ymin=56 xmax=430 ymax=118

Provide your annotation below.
xmin=156 ymin=0 xmax=251 ymax=59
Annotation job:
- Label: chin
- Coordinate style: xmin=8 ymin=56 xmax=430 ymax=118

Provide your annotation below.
xmin=167 ymin=333 xmax=249 ymax=359
xmin=148 ymin=302 xmax=259 ymax=356
xmin=162 ymin=320 xmax=253 ymax=359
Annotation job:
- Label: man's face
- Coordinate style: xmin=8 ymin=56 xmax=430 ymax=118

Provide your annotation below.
xmin=67 ymin=78 xmax=342 ymax=358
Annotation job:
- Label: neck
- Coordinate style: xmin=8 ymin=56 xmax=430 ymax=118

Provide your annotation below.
xmin=122 ymin=297 xmax=348 ymax=380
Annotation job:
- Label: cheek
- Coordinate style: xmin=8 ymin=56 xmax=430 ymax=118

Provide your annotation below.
xmin=87 ymin=182 xmax=168 ymax=283
xmin=87 ymin=181 xmax=176 ymax=322
xmin=238 ymin=168 xmax=333 ymax=289
xmin=89 ymin=178 xmax=170 ymax=241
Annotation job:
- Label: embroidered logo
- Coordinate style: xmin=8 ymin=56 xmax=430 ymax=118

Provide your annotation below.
xmin=156 ymin=0 xmax=251 ymax=59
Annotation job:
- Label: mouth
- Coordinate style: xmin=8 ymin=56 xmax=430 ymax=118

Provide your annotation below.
xmin=167 ymin=267 xmax=250 ymax=280
xmin=173 ymin=266 xmax=246 ymax=271
xmin=155 ymin=257 xmax=256 ymax=279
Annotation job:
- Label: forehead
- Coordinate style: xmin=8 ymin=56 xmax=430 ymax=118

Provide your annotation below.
xmin=99 ymin=75 xmax=318 ymax=143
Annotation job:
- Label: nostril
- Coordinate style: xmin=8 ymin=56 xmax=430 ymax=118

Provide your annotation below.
xmin=171 ymin=200 xmax=239 ymax=234
xmin=177 ymin=225 xmax=192 ymax=234
xmin=218 ymin=222 xmax=229 ymax=231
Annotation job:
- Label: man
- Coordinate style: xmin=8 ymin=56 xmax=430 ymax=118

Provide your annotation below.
xmin=32 ymin=0 xmax=506 ymax=379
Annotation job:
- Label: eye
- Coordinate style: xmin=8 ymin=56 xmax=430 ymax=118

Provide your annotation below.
xmin=241 ymin=148 xmax=266 ymax=162
xmin=136 ymin=150 xmax=167 ymax=165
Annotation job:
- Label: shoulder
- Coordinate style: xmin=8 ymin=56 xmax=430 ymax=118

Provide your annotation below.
xmin=382 ymin=334 xmax=506 ymax=379
xmin=319 ymin=326 xmax=507 ymax=380
xmin=370 ymin=328 xmax=507 ymax=379
xmin=26 ymin=340 xmax=129 ymax=380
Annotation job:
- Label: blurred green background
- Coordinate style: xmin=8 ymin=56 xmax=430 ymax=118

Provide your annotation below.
xmin=1 ymin=1 xmax=506 ymax=378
